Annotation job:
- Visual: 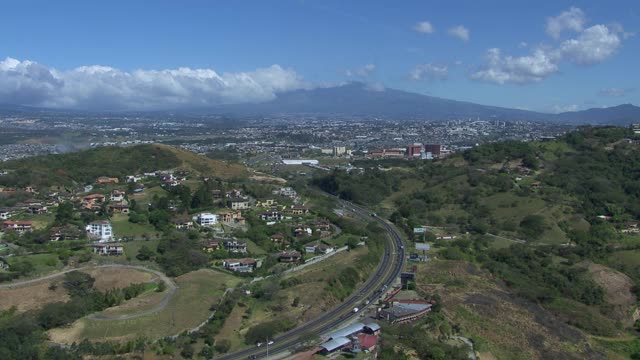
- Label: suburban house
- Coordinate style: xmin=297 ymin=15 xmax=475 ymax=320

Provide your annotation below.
xmin=82 ymin=194 xmax=106 ymax=210
xmin=0 ymin=208 xmax=16 ymax=220
xmin=92 ymin=243 xmax=124 ymax=256
xmin=314 ymin=220 xmax=332 ymax=232
xmin=85 ymin=220 xmax=113 ymax=242
xmin=304 ymin=241 xmax=335 ymax=255
xmin=173 ymin=218 xmax=194 ymax=230
xmin=273 ymin=187 xmax=297 ymax=198
xmin=223 ymin=239 xmax=248 ymax=253
xmin=197 ymin=213 xmax=218 ymax=226
xmin=2 ymin=220 xmax=33 ymax=232
xmin=108 ymin=204 xmax=130 ymax=214
xmin=256 ymin=199 xmax=277 ymax=208
xmin=223 ymin=258 xmax=257 ymax=272
xmin=260 ymin=211 xmax=285 ymax=221
xmin=126 ymin=175 xmax=142 ymax=183
xmin=219 ymin=210 xmax=245 ymax=224
xmin=288 ymin=204 xmax=310 ymax=216
xmin=202 ymin=240 xmax=221 ymax=252
xmin=278 ymin=250 xmax=302 ymax=263
xmin=110 ymin=190 xmax=125 ymax=202
xmin=49 ymin=225 xmax=82 ymax=241
xmin=270 ymin=233 xmax=285 ymax=243
xmin=319 ymin=322 xmax=381 ymax=355
xmin=293 ymin=226 xmax=313 ymax=237
xmin=27 ymin=204 xmax=48 ymax=215
xmin=96 ymin=177 xmax=119 ymax=184
xmin=229 ymin=198 xmax=250 ymax=210
xmin=211 ymin=189 xmax=222 ymax=199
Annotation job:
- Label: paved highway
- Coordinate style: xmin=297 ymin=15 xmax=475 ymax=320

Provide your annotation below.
xmin=217 ymin=198 xmax=406 ymax=360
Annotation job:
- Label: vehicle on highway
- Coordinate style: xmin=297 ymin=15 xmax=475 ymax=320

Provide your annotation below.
xmin=353 ymin=307 xmax=360 ymax=313
xmin=370 ymin=212 xmax=376 ymax=217
xmin=268 ymin=340 xmax=274 ymax=345
xmin=256 ymin=342 xmax=263 ymax=347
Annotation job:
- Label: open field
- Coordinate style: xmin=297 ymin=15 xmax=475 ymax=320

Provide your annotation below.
xmin=0 ymin=266 xmax=159 ymax=313
xmin=48 ymin=269 xmax=241 ymax=343
xmin=110 ymin=213 xmax=158 ymax=240
xmin=6 ymin=253 xmax=63 ymax=275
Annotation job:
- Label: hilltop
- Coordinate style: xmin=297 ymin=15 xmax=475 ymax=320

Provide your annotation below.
xmin=313 ymin=126 xmax=640 ymax=359
xmin=0 ymin=144 xmax=247 ymax=187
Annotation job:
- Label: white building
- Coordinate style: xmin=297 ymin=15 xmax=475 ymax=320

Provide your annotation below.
xmin=86 ymin=220 xmax=113 ymax=242
xmin=282 ymin=159 xmax=319 ymax=165
xmin=333 ymin=146 xmax=346 ymax=156
xmin=197 ymin=213 xmax=218 ymax=226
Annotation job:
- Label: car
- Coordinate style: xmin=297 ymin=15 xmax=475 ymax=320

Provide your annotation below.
xmin=256 ymin=342 xmax=263 ymax=347
xmin=353 ymin=307 xmax=360 ymax=313
xmin=248 ymin=356 xmax=257 ymax=359
xmin=267 ymin=340 xmax=274 ymax=345
xmin=370 ymin=213 xmax=376 ymax=217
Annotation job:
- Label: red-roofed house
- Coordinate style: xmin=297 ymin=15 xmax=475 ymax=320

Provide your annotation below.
xmin=3 ymin=220 xmax=33 ymax=232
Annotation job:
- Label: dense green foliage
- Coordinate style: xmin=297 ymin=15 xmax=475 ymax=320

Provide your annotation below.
xmin=0 ymin=144 xmax=181 ymax=187
xmin=312 ymin=169 xmax=401 ymax=205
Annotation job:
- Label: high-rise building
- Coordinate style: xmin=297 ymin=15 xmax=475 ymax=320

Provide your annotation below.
xmin=406 ymin=144 xmax=422 ymax=157
xmin=424 ymin=144 xmax=441 ymax=156
xmin=333 ymin=146 xmax=346 ymax=156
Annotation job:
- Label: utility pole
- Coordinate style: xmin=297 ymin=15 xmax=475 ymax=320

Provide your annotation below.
xmin=266 ymin=336 xmax=269 ymax=359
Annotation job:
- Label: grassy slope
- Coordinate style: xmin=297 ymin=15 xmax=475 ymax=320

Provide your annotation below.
xmin=48 ymin=269 xmax=241 ymax=343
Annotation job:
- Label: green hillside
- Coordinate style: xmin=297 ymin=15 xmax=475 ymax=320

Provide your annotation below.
xmin=314 ymin=126 xmax=640 ymax=359
xmin=0 ymin=144 xmax=247 ymax=187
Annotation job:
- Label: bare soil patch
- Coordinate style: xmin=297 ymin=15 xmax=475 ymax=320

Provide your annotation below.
xmin=84 ymin=267 xmax=156 ymax=291
xmin=0 ymin=279 xmax=69 ymax=312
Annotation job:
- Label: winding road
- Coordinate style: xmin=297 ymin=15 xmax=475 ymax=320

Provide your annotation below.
xmin=217 ymin=198 xmax=406 ymax=360
xmin=0 ymin=264 xmax=177 ymax=321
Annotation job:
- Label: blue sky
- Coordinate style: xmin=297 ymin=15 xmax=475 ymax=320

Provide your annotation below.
xmin=0 ymin=0 xmax=638 ymax=112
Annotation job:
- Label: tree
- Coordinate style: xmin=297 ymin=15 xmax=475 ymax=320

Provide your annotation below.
xmin=519 ymin=215 xmax=546 ymax=239
xmin=214 ymin=339 xmax=231 ymax=353
xmin=63 ymin=271 xmax=95 ymax=297
xmin=136 ymin=245 xmax=155 ymax=261
xmin=55 ymin=201 xmax=75 ymax=225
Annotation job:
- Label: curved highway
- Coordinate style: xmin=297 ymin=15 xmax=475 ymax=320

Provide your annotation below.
xmin=217 ymin=198 xmax=406 ymax=360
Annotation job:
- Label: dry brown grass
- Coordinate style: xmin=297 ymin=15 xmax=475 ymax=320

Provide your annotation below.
xmin=154 ymin=144 xmax=247 ymax=179
xmin=583 ymin=262 xmax=636 ymax=326
xmin=84 ymin=268 xmax=156 ymax=291
xmin=0 ymin=279 xmax=69 ymax=313
xmin=417 ymin=260 xmax=602 ymax=360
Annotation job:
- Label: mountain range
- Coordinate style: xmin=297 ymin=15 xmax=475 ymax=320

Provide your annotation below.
xmin=213 ymin=82 xmax=640 ymax=125
xmin=1 ymin=82 xmax=639 ymax=125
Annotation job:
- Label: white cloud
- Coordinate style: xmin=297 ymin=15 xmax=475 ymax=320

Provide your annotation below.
xmin=519 ymin=41 xmax=528 ymax=48
xmin=448 ymin=25 xmax=470 ymax=41
xmin=0 ymin=57 xmax=306 ymax=110
xmin=410 ymin=64 xmax=448 ymax=81
xmin=471 ymin=8 xmax=626 ymax=84
xmin=598 ymin=87 xmax=634 ymax=97
xmin=557 ymin=24 xmax=621 ymax=64
xmin=413 ymin=21 xmax=435 ymax=34
xmin=346 ymin=64 xmax=376 ymax=77
xmin=551 ymin=104 xmax=580 ymax=113
xmin=470 ymin=48 xmax=558 ymax=84
xmin=546 ymin=7 xmax=586 ymax=39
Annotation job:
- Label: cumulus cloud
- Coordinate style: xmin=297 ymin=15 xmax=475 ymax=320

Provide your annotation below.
xmin=410 ymin=64 xmax=448 ymax=81
xmin=471 ymin=8 xmax=626 ymax=84
xmin=546 ymin=7 xmax=586 ymax=39
xmin=448 ymin=25 xmax=470 ymax=41
xmin=0 ymin=57 xmax=306 ymax=110
xmin=470 ymin=48 xmax=558 ymax=84
xmin=345 ymin=64 xmax=376 ymax=77
xmin=413 ymin=21 xmax=435 ymax=34
xmin=598 ymin=87 xmax=634 ymax=97
xmin=557 ymin=24 xmax=621 ymax=64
